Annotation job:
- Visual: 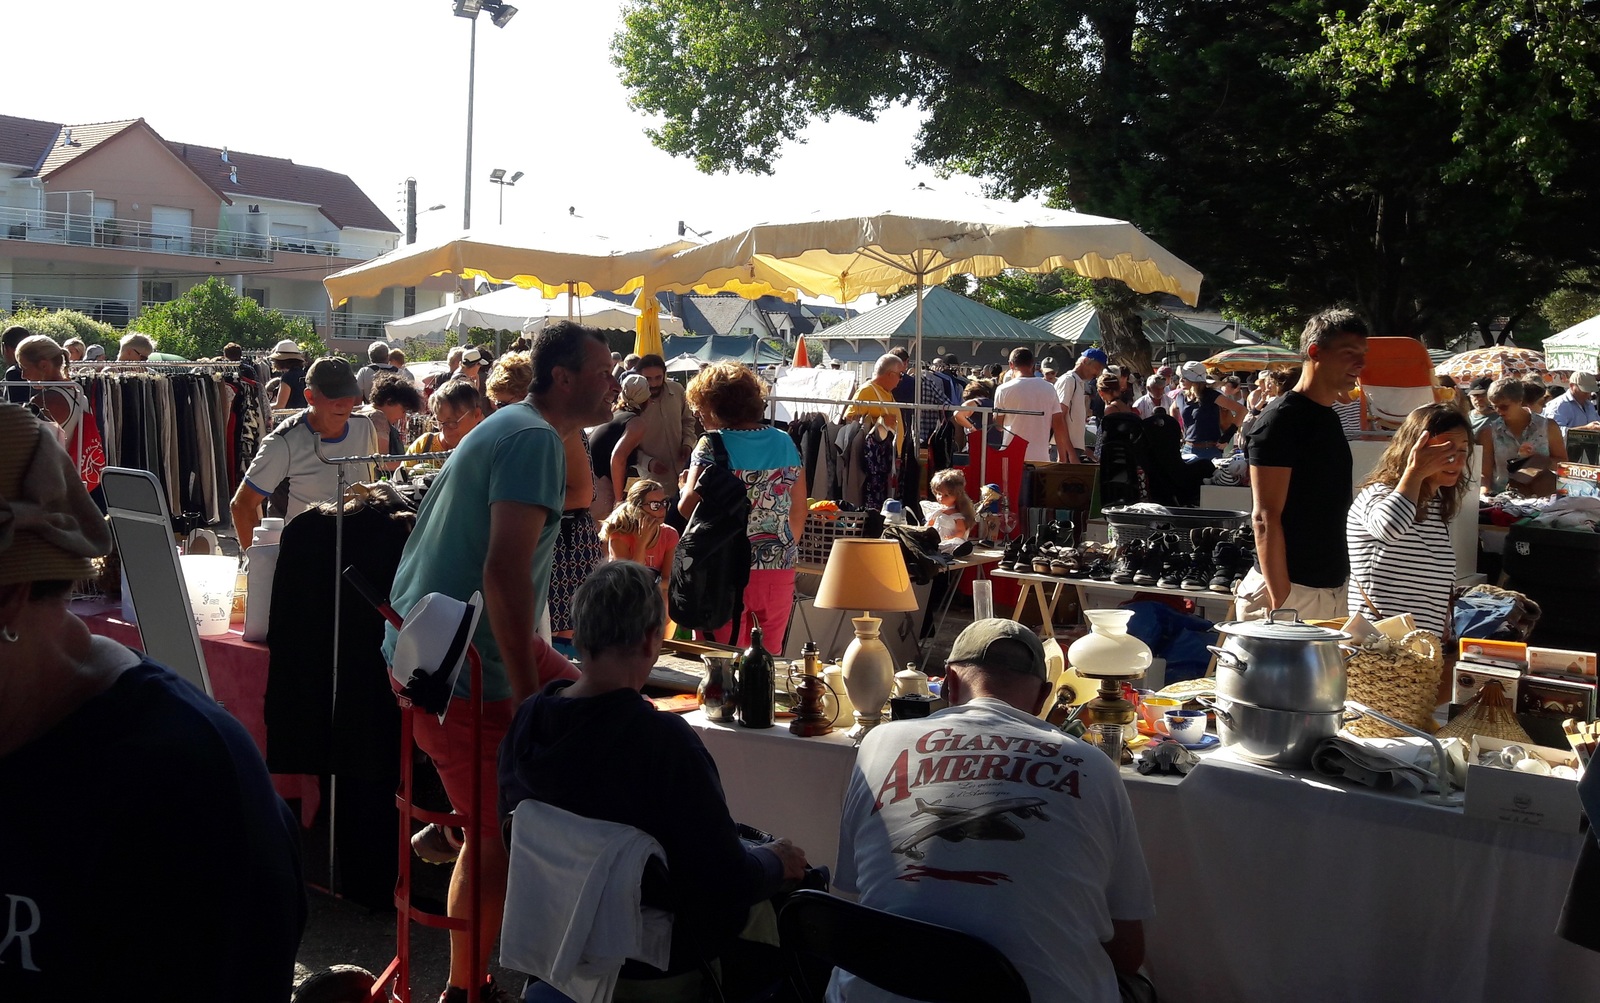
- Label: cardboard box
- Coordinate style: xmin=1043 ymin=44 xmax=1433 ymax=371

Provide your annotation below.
xmin=1517 ymin=676 xmax=1597 ymax=722
xmin=1528 ymin=646 xmax=1598 ymax=679
xmin=1459 ymin=637 xmax=1528 ymax=666
xmin=1465 ymin=736 xmax=1584 ymax=832
xmin=1557 ymin=458 xmax=1600 ymax=496
xmin=1453 ymin=662 xmax=1522 ymax=707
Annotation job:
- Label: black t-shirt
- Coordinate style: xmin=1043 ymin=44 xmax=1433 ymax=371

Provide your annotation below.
xmin=1245 ymin=390 xmax=1353 ymax=588
xmin=589 ymin=410 xmax=638 ymax=481
xmin=0 ymin=656 xmax=305 ymax=1000
xmin=1181 ymin=386 xmax=1222 ymax=443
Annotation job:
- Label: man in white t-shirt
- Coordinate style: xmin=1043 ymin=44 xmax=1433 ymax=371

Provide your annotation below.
xmin=992 ymin=347 xmax=1069 ymax=463
xmin=831 ymin=619 xmax=1154 ymax=1003
xmin=1055 ymin=347 xmax=1107 ymax=459
xmin=1133 ymin=374 xmax=1167 ymax=419
xmin=231 ymin=357 xmax=378 ymax=548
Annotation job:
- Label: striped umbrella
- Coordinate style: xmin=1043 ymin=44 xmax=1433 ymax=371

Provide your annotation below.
xmin=1201 ymin=343 xmax=1302 ymax=373
xmin=1436 ymin=346 xmax=1549 ymax=385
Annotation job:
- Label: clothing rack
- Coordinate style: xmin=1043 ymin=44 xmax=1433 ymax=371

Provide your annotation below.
xmin=309 ymin=439 xmax=450 ymax=897
xmin=767 ymin=392 xmax=1047 ymax=499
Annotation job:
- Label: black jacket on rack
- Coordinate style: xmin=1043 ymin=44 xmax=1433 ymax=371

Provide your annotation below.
xmin=264 ymin=502 xmax=412 ymax=781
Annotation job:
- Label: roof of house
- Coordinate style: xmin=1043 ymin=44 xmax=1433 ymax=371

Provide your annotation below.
xmin=166 ymin=140 xmax=398 ymax=233
xmin=0 ymin=112 xmax=397 ymax=234
xmin=36 ymin=119 xmax=142 ymax=175
xmin=680 ymin=294 xmax=772 ymax=338
xmin=0 ymin=113 xmax=68 ymax=170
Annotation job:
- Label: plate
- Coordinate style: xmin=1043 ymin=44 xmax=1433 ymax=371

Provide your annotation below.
xmin=1180 ymin=734 xmax=1220 ymax=751
xmin=1156 ymin=677 xmax=1217 ymax=701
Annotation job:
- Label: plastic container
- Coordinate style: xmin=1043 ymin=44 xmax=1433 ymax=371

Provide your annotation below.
xmin=242 ymin=518 xmax=284 ymax=642
xmin=179 ymin=554 xmax=238 ymax=637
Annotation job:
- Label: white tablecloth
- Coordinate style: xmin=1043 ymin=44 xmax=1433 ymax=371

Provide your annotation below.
xmin=684 ymin=713 xmax=1600 ymax=1001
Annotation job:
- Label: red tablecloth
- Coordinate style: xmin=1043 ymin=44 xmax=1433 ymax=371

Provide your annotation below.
xmin=73 ymin=600 xmax=320 ymax=825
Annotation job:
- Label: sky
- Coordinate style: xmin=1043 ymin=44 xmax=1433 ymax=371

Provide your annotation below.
xmin=5 ymin=0 xmax=994 ymax=302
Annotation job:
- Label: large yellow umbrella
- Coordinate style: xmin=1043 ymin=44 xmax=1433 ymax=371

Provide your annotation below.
xmin=632 ymin=289 xmax=665 ymax=358
xmin=642 ymin=188 xmax=1203 ymax=426
xmin=323 ymin=224 xmax=696 ymax=308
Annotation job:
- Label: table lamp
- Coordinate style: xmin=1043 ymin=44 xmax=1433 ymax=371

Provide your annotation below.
xmin=814 ymin=538 xmax=918 ymax=739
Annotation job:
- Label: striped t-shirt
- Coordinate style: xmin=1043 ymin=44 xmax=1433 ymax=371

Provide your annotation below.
xmin=1345 ymin=484 xmax=1454 ymax=635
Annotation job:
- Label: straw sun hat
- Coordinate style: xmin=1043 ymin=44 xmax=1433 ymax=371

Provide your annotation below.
xmin=0 ymin=404 xmax=112 ymax=588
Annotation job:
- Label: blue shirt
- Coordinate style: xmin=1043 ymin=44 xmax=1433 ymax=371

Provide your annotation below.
xmin=382 ymin=401 xmax=567 ymax=701
xmin=1545 ymin=393 xmax=1599 ymax=430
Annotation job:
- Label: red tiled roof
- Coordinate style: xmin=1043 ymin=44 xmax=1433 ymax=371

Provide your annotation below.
xmin=0 ymin=113 xmax=64 ymax=170
xmin=166 ymin=141 xmax=399 ymax=234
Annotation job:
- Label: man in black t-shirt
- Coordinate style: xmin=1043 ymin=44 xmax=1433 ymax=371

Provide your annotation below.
xmin=1238 ymin=309 xmax=1369 ymax=620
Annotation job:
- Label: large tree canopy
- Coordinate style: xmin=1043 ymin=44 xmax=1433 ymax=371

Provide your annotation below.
xmin=613 ymin=1 xmax=1600 ymax=345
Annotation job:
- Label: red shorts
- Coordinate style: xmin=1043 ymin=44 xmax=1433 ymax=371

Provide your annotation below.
xmin=412 ymin=696 xmax=515 ymax=843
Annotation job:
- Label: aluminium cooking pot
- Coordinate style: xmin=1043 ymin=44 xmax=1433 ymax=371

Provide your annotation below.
xmin=1199 ymin=694 xmax=1345 ymax=768
xmin=1209 ymin=608 xmax=1355 ymax=713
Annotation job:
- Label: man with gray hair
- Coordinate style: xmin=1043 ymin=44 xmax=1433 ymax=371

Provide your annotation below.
xmin=356 ymin=340 xmax=399 ymax=400
xmin=845 ymin=352 xmax=907 ymax=444
xmin=834 ymin=618 xmax=1153 ymax=1003
xmin=499 ymin=561 xmax=808 ymax=995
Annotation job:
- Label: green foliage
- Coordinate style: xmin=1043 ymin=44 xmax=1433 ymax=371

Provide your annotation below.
xmin=1541 ymin=273 xmax=1600 ymax=334
xmin=0 ymin=306 xmax=118 ymax=350
xmin=612 ymin=1 xmax=1600 ymax=349
xmin=393 ymin=337 xmax=452 ymax=363
xmin=132 ymin=278 xmax=320 ymax=360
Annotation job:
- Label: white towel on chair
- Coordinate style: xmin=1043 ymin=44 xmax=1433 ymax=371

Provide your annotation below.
xmin=501 ymin=800 xmax=674 ymax=1003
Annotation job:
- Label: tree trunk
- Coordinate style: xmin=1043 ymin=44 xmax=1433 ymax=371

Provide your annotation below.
xmin=1097 ymin=308 xmax=1153 ymax=377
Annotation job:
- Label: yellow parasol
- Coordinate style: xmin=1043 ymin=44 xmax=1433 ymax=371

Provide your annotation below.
xmin=323 ymin=224 xmax=695 ymax=308
xmin=632 ymin=289 xmax=665 ymax=358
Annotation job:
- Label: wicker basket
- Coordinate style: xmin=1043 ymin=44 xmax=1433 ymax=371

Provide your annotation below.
xmin=1344 ymin=629 xmax=1445 ymax=738
xmin=796 ymin=510 xmax=873 ymax=570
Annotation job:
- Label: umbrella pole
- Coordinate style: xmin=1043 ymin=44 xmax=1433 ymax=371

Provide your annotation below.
xmin=914 ymin=269 xmax=924 ymax=463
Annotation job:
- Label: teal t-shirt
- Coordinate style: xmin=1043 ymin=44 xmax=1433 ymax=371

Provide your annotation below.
xmin=381 ymin=402 xmax=566 ymax=701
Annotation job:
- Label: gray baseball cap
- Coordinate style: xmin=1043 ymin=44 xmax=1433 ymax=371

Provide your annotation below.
xmin=945 ymin=619 xmax=1048 ymax=680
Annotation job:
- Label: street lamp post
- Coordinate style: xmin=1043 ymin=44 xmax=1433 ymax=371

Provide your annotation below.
xmin=453 ymin=0 xmax=518 ymax=232
xmin=489 ymin=168 xmax=523 ymax=225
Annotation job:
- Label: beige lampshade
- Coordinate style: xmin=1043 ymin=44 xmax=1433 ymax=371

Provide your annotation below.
xmin=814 ymin=538 xmax=918 ymax=613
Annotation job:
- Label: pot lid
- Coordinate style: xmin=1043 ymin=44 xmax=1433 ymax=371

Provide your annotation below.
xmin=1215 ymin=611 xmax=1351 ymax=642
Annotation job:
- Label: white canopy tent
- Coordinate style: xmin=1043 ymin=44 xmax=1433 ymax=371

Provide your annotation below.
xmin=384 ymin=289 xmax=684 ymax=343
xmin=1543 ymin=314 xmax=1600 ymax=373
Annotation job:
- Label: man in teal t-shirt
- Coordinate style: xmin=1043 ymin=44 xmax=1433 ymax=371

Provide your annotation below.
xmin=381 ymin=321 xmax=618 ymax=1003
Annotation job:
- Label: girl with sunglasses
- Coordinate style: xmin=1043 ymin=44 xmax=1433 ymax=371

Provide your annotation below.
xmin=600 ymin=478 xmax=679 ymax=606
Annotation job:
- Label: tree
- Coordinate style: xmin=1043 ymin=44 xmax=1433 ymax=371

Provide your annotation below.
xmin=132 ymin=278 xmax=322 ymax=360
xmin=612 ymin=1 xmax=1600 ymax=347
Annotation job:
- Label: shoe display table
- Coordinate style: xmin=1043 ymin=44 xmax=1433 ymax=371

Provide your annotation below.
xmin=991 ymin=568 xmax=1238 ymax=629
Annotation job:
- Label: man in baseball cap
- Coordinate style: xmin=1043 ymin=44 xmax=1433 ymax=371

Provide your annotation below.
xmin=1055 ymin=348 xmax=1109 ymax=459
xmin=832 ymin=617 xmax=1155 ymax=1002
xmin=231 ymin=356 xmax=379 ymax=545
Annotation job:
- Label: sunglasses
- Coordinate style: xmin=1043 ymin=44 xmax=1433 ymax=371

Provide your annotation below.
xmin=643 ymin=499 xmax=669 ymax=511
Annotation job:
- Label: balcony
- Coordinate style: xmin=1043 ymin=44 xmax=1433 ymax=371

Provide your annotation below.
xmin=10 ymin=292 xmax=134 ymax=326
xmin=0 ymin=206 xmax=394 ymax=263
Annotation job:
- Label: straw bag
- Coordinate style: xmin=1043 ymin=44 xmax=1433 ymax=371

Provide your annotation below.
xmin=1344 ymin=629 xmax=1444 ymax=738
xmin=1437 ymin=679 xmax=1534 ymax=745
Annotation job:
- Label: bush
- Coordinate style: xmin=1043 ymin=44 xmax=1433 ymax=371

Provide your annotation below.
xmin=0 ymin=306 xmax=118 ymax=352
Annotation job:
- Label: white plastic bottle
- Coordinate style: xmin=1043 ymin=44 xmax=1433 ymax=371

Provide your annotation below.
xmin=242 ymin=517 xmax=285 ymax=642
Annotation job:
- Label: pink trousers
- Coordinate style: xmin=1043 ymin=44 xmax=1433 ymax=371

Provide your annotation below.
xmin=699 ymin=568 xmax=796 ymax=654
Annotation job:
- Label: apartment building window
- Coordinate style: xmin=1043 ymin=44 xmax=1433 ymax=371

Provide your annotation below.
xmin=244 ymin=288 xmax=267 ymax=307
xmin=142 ymin=280 xmax=174 ymax=303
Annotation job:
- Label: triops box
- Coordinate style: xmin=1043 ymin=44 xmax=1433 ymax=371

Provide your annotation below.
xmin=1465 ymin=736 xmax=1583 ymax=832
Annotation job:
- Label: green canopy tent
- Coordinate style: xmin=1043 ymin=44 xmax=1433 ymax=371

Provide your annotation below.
xmin=808 ymin=285 xmax=1062 ymax=365
xmin=1028 ymin=301 xmax=1238 ymax=364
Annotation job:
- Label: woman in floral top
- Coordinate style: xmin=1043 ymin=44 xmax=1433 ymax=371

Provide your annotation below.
xmin=678 ymin=362 xmax=807 ymax=653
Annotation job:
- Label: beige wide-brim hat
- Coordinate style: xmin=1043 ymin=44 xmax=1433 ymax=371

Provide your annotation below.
xmin=270 ymin=339 xmax=306 ymax=360
xmin=0 ymin=404 xmax=112 ymax=588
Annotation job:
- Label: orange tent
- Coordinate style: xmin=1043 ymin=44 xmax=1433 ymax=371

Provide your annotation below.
xmin=792 ymin=337 xmax=811 ymax=368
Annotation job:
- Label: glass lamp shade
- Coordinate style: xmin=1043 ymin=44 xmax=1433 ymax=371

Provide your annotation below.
xmin=814 ymin=539 xmax=918 ymax=613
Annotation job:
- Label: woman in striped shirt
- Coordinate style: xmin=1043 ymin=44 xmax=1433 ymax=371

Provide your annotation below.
xmin=1345 ymin=404 xmax=1474 ymax=636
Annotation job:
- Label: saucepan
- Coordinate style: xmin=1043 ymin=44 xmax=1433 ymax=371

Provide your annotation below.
xmin=1208 ymin=608 xmax=1357 ymax=713
xmin=1198 ymin=693 xmax=1344 ymax=768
